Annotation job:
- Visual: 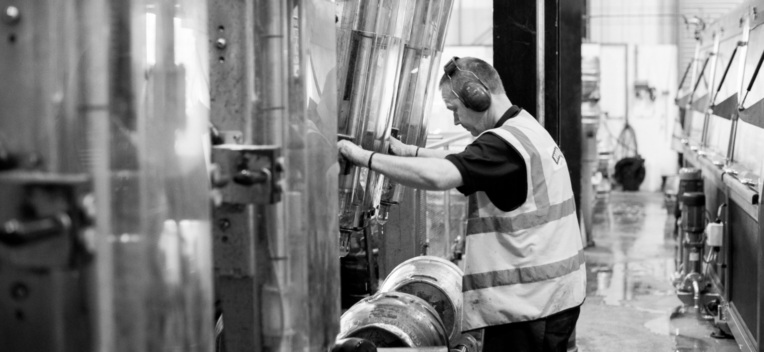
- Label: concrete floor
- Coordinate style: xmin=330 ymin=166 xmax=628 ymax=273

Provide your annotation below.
xmin=576 ymin=191 xmax=742 ymax=352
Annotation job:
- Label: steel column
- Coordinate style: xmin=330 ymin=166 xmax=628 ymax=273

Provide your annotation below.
xmin=493 ymin=0 xmax=583 ymax=222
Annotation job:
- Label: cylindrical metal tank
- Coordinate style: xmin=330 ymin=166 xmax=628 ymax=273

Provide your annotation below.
xmin=378 ymin=255 xmax=463 ymax=346
xmin=336 ymin=0 xmax=416 ymax=229
xmin=100 ymin=1 xmax=214 ymax=350
xmin=300 ymin=1 xmax=343 ymax=349
xmin=377 ymin=0 xmax=454 ymax=223
xmin=339 ymin=291 xmax=449 ymax=348
xmin=0 ymin=0 xmax=214 ymax=351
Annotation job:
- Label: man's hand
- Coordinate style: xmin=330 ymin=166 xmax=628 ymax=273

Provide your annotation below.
xmin=389 ymin=136 xmax=417 ymax=157
xmin=338 ymin=140 xmax=369 ymax=168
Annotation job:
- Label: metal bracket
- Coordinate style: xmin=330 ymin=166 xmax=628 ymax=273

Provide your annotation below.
xmin=0 ymin=172 xmax=91 ymax=269
xmin=213 ymin=203 xmax=256 ymax=276
xmin=211 ymin=144 xmax=283 ymax=205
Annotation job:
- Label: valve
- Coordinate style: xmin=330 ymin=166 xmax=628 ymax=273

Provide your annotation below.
xmin=211 ymin=144 xmax=282 ymax=204
xmin=0 ymin=214 xmax=71 ymax=247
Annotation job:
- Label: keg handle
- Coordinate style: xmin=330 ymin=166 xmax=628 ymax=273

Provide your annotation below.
xmin=408 ymin=274 xmax=439 ymax=282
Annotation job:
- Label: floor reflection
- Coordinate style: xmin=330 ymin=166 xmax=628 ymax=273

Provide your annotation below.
xmin=576 ymin=192 xmax=741 ymax=352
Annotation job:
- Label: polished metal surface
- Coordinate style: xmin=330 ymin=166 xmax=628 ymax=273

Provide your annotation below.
xmin=378 ymin=0 xmax=454 ymax=218
xmin=99 ymin=1 xmax=215 ymax=350
xmin=578 ymin=192 xmax=742 ymax=352
xmin=210 ymin=0 xmax=340 ymax=350
xmin=340 ymin=292 xmax=449 ymax=348
xmin=379 ymin=255 xmax=463 ymax=346
xmin=336 ymin=0 xmax=416 ymax=229
xmin=0 ymin=0 xmax=214 ymax=350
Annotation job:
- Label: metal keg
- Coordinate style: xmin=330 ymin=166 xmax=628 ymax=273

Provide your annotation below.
xmin=378 ymin=256 xmax=463 ymax=346
xmin=339 ymin=292 xmax=449 ymax=348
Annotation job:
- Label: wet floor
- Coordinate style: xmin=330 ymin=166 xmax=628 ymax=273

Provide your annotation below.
xmin=576 ymin=191 xmax=742 ymax=352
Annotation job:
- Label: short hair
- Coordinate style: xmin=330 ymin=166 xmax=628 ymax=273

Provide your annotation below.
xmin=439 ymin=57 xmax=506 ymax=98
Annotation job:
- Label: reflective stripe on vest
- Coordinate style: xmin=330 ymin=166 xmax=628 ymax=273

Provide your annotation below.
xmin=467 ymin=197 xmax=576 ymax=234
xmin=503 ymin=125 xmax=550 ymax=209
xmin=463 ymin=249 xmax=585 ymax=291
xmin=461 ymin=109 xmax=586 ymax=331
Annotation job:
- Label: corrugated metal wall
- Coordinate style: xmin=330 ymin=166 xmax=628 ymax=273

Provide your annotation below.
xmin=677 ymin=0 xmax=744 ymax=89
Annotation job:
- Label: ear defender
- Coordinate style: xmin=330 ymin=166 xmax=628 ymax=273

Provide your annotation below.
xmin=444 ymin=57 xmax=492 ymax=112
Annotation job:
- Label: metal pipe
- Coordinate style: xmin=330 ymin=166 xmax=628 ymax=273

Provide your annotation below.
xmin=712 ymin=46 xmax=738 ymax=106
xmin=259 ymin=0 xmax=291 ymax=349
xmin=692 ymin=279 xmax=701 ymax=309
xmin=686 ymin=41 xmax=702 ymax=103
xmin=688 ymin=56 xmax=710 ymax=110
xmin=536 ymin=0 xmax=545 ymax=126
xmin=677 ymin=59 xmax=694 ymax=93
xmin=444 ymin=145 xmax=451 ymax=254
xmin=739 ymin=46 xmax=764 ymax=109
xmin=701 ymin=33 xmax=721 ymax=147
xmin=727 ymin=13 xmax=751 ymax=165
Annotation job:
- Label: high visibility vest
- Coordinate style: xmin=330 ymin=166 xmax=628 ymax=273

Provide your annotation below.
xmin=461 ymin=109 xmax=586 ymax=331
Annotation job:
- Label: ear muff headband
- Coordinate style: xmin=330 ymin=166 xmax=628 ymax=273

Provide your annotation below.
xmin=444 ymin=57 xmax=492 ymax=112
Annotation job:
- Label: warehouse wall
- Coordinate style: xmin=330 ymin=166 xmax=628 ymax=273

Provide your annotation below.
xmin=677 ymin=0 xmax=744 ymax=88
xmin=444 ymin=0 xmax=492 ymax=46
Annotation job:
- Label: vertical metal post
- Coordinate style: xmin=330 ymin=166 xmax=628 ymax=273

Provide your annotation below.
xmin=625 ymin=45 xmax=630 ymax=124
xmin=418 ymin=189 xmax=427 ymax=256
xmin=727 ymin=12 xmax=750 ymax=165
xmin=701 ymin=32 xmax=721 ymax=147
xmin=758 ymin=181 xmax=764 ymax=350
xmin=457 ymin=0 xmax=462 ymax=45
xmin=208 ymin=0 xmax=260 ymax=350
xmin=536 ymin=0 xmax=546 ymax=127
xmin=444 ymin=146 xmax=451 ymax=253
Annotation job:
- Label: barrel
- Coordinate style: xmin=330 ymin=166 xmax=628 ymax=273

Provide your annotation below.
xmin=378 ymin=256 xmax=463 ymax=346
xmin=339 ymin=292 xmax=449 ymax=348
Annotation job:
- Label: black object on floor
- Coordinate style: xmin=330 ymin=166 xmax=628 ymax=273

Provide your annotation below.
xmin=614 ymin=157 xmax=645 ymax=191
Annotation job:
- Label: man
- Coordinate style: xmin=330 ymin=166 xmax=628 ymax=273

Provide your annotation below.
xmin=338 ymin=57 xmax=586 ymax=352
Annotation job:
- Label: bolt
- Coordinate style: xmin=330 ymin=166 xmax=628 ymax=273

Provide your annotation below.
xmin=3 ymin=6 xmax=20 ymax=24
xmin=275 ymin=157 xmax=285 ymax=173
xmin=218 ymin=218 xmax=231 ymax=231
xmin=216 ymin=38 xmax=226 ymax=49
xmin=27 ymin=153 xmax=42 ymax=168
xmin=10 ymin=282 xmax=28 ymax=301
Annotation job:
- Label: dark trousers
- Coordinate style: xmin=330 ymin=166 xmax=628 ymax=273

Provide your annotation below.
xmin=481 ymin=306 xmax=580 ymax=352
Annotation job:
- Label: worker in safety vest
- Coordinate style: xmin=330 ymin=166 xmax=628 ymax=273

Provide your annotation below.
xmin=337 ymin=57 xmax=586 ymax=352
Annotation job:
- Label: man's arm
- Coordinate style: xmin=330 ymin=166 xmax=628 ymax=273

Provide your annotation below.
xmin=388 ymin=136 xmax=458 ymax=159
xmin=338 ymin=140 xmax=462 ymax=191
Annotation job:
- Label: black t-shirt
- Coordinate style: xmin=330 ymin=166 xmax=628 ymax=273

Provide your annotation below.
xmin=445 ymin=106 xmax=528 ymax=212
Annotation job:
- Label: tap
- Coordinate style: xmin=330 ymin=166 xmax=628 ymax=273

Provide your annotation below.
xmin=692 ymin=280 xmax=701 ymax=309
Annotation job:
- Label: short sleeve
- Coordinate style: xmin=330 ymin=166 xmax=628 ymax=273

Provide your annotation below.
xmin=445 ymin=133 xmax=528 ymax=212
